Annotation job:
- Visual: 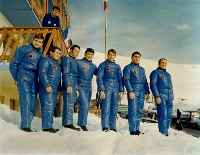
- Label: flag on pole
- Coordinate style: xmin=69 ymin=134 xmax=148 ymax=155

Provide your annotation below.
xmin=104 ymin=0 xmax=107 ymax=11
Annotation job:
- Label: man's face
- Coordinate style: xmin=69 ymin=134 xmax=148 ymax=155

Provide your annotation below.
xmin=50 ymin=49 xmax=61 ymax=61
xmin=32 ymin=38 xmax=44 ymax=49
xmin=131 ymin=54 xmax=140 ymax=64
xmin=85 ymin=52 xmax=94 ymax=61
xmin=70 ymin=47 xmax=80 ymax=59
xmin=52 ymin=9 xmax=60 ymax=17
xmin=159 ymin=59 xmax=167 ymax=69
xmin=107 ymin=52 xmax=116 ymax=62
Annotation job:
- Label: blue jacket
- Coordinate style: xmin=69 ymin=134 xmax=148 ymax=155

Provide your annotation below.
xmin=76 ymin=58 xmax=97 ymax=88
xmin=150 ymin=67 xmax=174 ymax=101
xmin=38 ymin=56 xmax=61 ymax=90
xmin=97 ymin=60 xmax=123 ymax=92
xmin=9 ymin=44 xmax=43 ymax=82
xmin=123 ymin=63 xmax=150 ymax=94
xmin=61 ymin=55 xmax=78 ymax=88
xmin=42 ymin=13 xmax=61 ymax=29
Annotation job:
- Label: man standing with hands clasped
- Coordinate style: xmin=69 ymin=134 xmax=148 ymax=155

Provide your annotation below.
xmin=150 ymin=58 xmax=174 ymax=136
xmin=123 ymin=51 xmax=150 ymax=136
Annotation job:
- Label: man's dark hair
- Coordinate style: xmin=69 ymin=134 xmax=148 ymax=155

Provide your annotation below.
xmin=85 ymin=48 xmax=94 ymax=54
xmin=47 ymin=46 xmax=61 ymax=55
xmin=108 ymin=49 xmax=116 ymax=55
xmin=158 ymin=58 xmax=167 ymax=64
xmin=33 ymin=33 xmax=44 ymax=41
xmin=52 ymin=6 xmax=60 ymax=11
xmin=132 ymin=51 xmax=141 ymax=57
xmin=71 ymin=45 xmax=80 ymax=51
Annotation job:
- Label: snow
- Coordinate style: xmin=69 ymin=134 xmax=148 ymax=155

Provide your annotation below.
xmin=1 ymin=49 xmax=200 ymax=154
xmin=0 ymin=104 xmax=200 ymax=155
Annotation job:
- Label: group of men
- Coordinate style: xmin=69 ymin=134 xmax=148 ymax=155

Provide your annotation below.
xmin=9 ymin=32 xmax=174 ymax=136
xmin=8 ymin=3 xmax=174 ymax=137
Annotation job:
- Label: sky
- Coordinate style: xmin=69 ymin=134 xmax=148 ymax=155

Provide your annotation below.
xmin=0 ymin=103 xmax=200 ymax=155
xmin=68 ymin=0 xmax=200 ymax=64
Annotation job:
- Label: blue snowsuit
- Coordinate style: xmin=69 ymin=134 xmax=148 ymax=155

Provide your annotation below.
xmin=38 ymin=56 xmax=61 ymax=130
xmin=9 ymin=44 xmax=43 ymax=129
xmin=76 ymin=58 xmax=97 ymax=127
xmin=42 ymin=13 xmax=61 ymax=29
xmin=61 ymin=55 xmax=78 ymax=126
xmin=97 ymin=60 xmax=124 ymax=130
xmin=123 ymin=63 xmax=150 ymax=132
xmin=150 ymin=67 xmax=174 ymax=135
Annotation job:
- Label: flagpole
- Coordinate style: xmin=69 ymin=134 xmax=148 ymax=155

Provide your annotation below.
xmin=105 ymin=10 xmax=107 ymax=60
xmin=104 ymin=0 xmax=108 ymax=60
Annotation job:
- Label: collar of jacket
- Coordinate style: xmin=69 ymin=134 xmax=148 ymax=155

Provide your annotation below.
xmin=48 ymin=55 xmax=59 ymax=62
xmin=106 ymin=59 xmax=115 ymax=63
xmin=30 ymin=43 xmax=40 ymax=51
xmin=69 ymin=54 xmax=76 ymax=59
xmin=83 ymin=57 xmax=92 ymax=62
xmin=131 ymin=62 xmax=139 ymax=66
xmin=157 ymin=67 xmax=166 ymax=72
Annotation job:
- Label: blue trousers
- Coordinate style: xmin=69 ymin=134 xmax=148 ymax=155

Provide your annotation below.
xmin=101 ymin=88 xmax=119 ymax=129
xmin=77 ymin=87 xmax=92 ymax=126
xmin=128 ymin=91 xmax=145 ymax=132
xmin=40 ymin=89 xmax=57 ymax=129
xmin=62 ymin=80 xmax=77 ymax=126
xmin=157 ymin=94 xmax=173 ymax=135
xmin=17 ymin=80 xmax=37 ymax=129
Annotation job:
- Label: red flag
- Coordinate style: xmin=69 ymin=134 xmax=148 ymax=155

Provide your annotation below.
xmin=104 ymin=0 xmax=107 ymax=11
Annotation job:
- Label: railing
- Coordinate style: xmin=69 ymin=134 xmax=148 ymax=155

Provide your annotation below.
xmin=0 ymin=27 xmax=68 ymax=63
xmin=28 ymin=0 xmax=70 ymax=30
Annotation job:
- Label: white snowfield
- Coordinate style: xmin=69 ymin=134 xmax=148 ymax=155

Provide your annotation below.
xmin=0 ymin=104 xmax=200 ymax=155
xmin=0 ymin=49 xmax=200 ymax=154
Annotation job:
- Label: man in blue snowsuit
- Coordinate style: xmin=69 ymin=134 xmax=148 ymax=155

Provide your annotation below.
xmin=76 ymin=48 xmax=97 ymax=131
xmin=42 ymin=6 xmax=61 ymax=50
xmin=9 ymin=33 xmax=44 ymax=132
xmin=42 ymin=6 xmax=61 ymax=29
xmin=123 ymin=51 xmax=150 ymax=135
xmin=38 ymin=46 xmax=61 ymax=133
xmin=150 ymin=58 xmax=174 ymax=136
xmin=97 ymin=49 xmax=124 ymax=132
xmin=61 ymin=45 xmax=81 ymax=131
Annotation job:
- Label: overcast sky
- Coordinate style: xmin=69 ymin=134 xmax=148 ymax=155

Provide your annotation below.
xmin=68 ymin=0 xmax=200 ymax=64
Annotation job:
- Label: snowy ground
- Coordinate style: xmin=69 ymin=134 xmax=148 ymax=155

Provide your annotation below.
xmin=0 ymin=104 xmax=200 ymax=155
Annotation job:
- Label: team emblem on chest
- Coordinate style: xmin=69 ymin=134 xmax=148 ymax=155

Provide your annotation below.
xmin=106 ymin=66 xmax=111 ymax=72
xmin=53 ymin=65 xmax=58 ymax=70
xmin=28 ymin=53 xmax=34 ymax=59
xmin=133 ymin=70 xmax=137 ymax=74
xmin=82 ymin=66 xmax=86 ymax=71
xmin=160 ymin=75 xmax=165 ymax=79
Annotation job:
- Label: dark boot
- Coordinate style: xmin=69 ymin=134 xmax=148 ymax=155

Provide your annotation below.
xmin=102 ymin=128 xmax=109 ymax=132
xmin=130 ymin=131 xmax=137 ymax=135
xmin=80 ymin=126 xmax=88 ymax=131
xmin=136 ymin=130 xmax=141 ymax=135
xmin=22 ymin=128 xmax=33 ymax=132
xmin=43 ymin=128 xmax=59 ymax=133
xmin=65 ymin=125 xmax=81 ymax=131
xmin=110 ymin=129 xmax=117 ymax=132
